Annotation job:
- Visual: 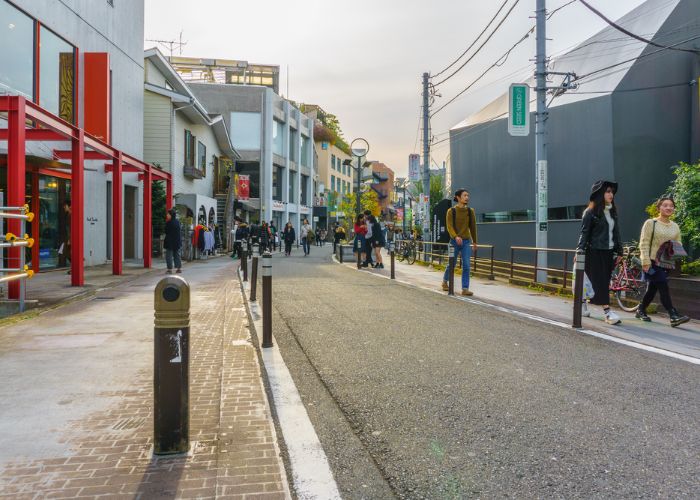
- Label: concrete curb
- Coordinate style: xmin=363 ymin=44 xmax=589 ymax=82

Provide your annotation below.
xmin=238 ymin=267 xmax=342 ymax=500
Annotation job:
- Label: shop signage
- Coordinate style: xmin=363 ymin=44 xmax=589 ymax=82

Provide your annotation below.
xmin=273 ymin=200 xmax=284 ymax=210
xmin=238 ymin=175 xmax=250 ymax=200
xmin=408 ymin=154 xmax=421 ymax=182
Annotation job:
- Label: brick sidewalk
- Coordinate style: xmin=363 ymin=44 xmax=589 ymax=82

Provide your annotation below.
xmin=0 ymin=268 xmax=290 ymax=499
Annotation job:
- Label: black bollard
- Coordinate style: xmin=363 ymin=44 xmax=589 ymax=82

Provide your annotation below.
xmin=262 ymin=252 xmax=273 ymax=348
xmin=250 ymin=256 xmax=259 ymax=302
xmin=356 ymin=248 xmax=362 ymax=269
xmin=390 ymin=247 xmax=395 ymax=279
xmin=241 ymin=242 xmax=248 ymax=282
xmin=153 ymin=276 xmax=190 ymax=455
xmin=339 ymin=245 xmax=344 ymax=263
xmin=448 ymin=256 xmax=455 ymax=296
xmin=572 ymin=250 xmax=585 ymax=328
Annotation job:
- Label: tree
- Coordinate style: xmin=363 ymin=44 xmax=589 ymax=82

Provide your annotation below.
xmin=336 ymin=189 xmax=381 ymax=233
xmin=152 ymin=180 xmax=166 ymax=239
xmin=430 ymin=175 xmax=445 ymax=216
xmin=669 ymin=160 xmax=700 ymax=255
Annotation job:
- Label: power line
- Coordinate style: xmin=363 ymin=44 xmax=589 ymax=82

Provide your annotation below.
xmin=547 ymin=0 xmax=577 ymax=19
xmin=578 ymin=0 xmax=700 ymax=54
xmin=432 ymin=0 xmax=511 ymax=79
xmin=575 ymin=34 xmax=700 ymax=81
xmin=571 ymin=79 xmax=697 ymax=94
xmin=431 ymin=29 xmax=532 ymax=117
xmin=433 ymin=0 xmax=522 ymax=87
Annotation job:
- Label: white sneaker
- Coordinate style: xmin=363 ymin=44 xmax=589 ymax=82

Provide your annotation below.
xmin=582 ymin=302 xmax=590 ymax=317
xmin=605 ymin=310 xmax=621 ymax=325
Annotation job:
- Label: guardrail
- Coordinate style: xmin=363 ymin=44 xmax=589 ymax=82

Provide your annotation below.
xmin=0 ymin=204 xmax=36 ymax=312
xmin=395 ymin=239 xmax=496 ymax=280
xmin=510 ymin=246 xmax=575 ymax=290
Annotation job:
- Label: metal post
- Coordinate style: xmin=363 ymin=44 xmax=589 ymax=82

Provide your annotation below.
xmin=71 ymin=129 xmax=85 ymax=285
xmin=153 ymin=276 xmax=190 ymax=455
xmin=19 ymin=218 xmax=25 ymax=312
xmin=250 ymin=256 xmax=258 ymax=301
xmin=390 ymin=248 xmax=395 ymax=279
xmin=339 ymin=244 xmax=344 ymax=263
xmin=572 ymin=251 xmax=585 ymax=328
xmin=112 ymin=152 xmax=123 ymax=276
xmin=448 ymin=256 xmax=455 ymax=296
xmin=489 ymin=246 xmax=495 ymax=281
xmin=241 ymin=241 xmax=248 ymax=282
xmin=262 ymin=252 xmax=273 ymax=348
xmin=7 ymin=97 xmax=26 ymax=301
xmin=535 ymin=0 xmax=549 ymax=283
xmin=422 ymin=72 xmax=431 ymax=240
xmin=356 ymin=157 xmax=362 ymax=215
xmin=357 ymin=246 xmax=361 ymax=269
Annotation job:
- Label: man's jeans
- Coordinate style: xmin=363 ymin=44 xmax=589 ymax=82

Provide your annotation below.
xmin=302 ymin=237 xmax=311 ymax=255
xmin=443 ymin=239 xmax=472 ymax=290
xmin=166 ymin=248 xmax=182 ymax=270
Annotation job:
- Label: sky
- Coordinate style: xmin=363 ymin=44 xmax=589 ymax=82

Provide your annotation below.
xmin=144 ymin=0 xmax=649 ymax=176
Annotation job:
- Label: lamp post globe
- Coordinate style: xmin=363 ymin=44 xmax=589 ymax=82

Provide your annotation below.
xmin=349 ymin=138 xmax=370 ymax=215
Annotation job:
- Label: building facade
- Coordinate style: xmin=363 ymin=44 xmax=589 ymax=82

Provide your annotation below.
xmin=370 ymin=162 xmax=395 ymax=219
xmin=185 ymin=83 xmax=315 ymax=232
xmin=449 ymin=0 xmax=700 ymax=263
xmin=144 ymin=49 xmax=238 ymax=230
xmin=0 ymin=0 xmax=149 ymax=271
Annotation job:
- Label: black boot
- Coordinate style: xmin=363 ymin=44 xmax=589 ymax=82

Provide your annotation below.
xmin=635 ymin=307 xmax=651 ymax=322
xmin=670 ymin=309 xmax=690 ymax=328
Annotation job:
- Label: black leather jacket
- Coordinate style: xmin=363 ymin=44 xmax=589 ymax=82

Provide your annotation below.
xmin=577 ymin=208 xmax=622 ymax=253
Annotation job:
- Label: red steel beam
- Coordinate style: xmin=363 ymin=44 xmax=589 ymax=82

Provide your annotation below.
xmin=7 ymin=97 xmax=26 ymax=300
xmin=54 ymin=150 xmax=110 ymax=161
xmin=143 ymin=167 xmax=152 ymax=269
xmin=71 ymin=129 xmax=85 ymax=285
xmin=166 ymin=176 xmax=173 ymax=211
xmin=112 ymin=152 xmax=123 ymax=275
xmin=0 ymin=129 xmax=66 ymax=141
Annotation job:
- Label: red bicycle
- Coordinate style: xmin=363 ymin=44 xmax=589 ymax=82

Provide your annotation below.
xmin=609 ymin=247 xmax=646 ymax=312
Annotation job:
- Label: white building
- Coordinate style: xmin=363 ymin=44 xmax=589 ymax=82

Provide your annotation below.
xmin=143 ymin=49 xmax=239 ymax=228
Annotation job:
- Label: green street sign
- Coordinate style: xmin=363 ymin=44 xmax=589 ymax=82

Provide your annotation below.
xmin=508 ymin=83 xmax=530 ymax=137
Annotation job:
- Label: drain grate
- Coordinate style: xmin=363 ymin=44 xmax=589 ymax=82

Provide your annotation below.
xmin=93 ymin=296 xmax=116 ymax=300
xmin=113 ymin=417 xmax=146 ymax=431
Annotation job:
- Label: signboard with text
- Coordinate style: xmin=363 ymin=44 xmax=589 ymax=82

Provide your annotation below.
xmin=238 ymin=175 xmax=250 ymax=200
xmin=508 ymin=83 xmax=530 ymax=137
xmin=408 ymin=154 xmax=421 ymax=182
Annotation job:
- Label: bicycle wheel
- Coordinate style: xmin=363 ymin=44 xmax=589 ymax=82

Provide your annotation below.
xmin=396 ymin=243 xmax=405 ymax=262
xmin=406 ymin=246 xmax=417 ymax=265
xmin=614 ymin=267 xmax=646 ymax=312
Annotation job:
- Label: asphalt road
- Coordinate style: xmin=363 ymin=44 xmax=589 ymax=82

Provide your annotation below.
xmin=267 ymin=245 xmax=700 ymax=499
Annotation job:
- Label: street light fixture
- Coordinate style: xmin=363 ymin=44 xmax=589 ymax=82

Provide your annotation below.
xmin=348 ymin=138 xmax=370 ymax=215
xmin=394 ymin=179 xmax=407 ymax=234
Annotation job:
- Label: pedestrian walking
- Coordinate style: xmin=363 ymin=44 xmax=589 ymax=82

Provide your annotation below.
xmin=260 ymin=221 xmax=271 ymax=255
xmin=282 ymin=222 xmax=296 ymax=256
xmin=164 ymin=208 xmax=183 ymax=274
xmin=369 ymin=215 xmax=385 ymax=269
xmin=301 ymin=219 xmax=313 ymax=256
xmin=363 ymin=210 xmax=374 ymax=266
xmin=442 ymin=189 xmax=477 ymax=296
xmin=636 ymin=196 xmax=690 ymax=327
xmin=353 ymin=214 xmax=367 ymax=265
xmin=269 ymin=221 xmax=278 ymax=251
xmin=576 ymin=180 xmax=623 ymax=324
xmin=333 ymin=223 xmax=346 ymax=254
xmin=232 ymin=221 xmax=249 ymax=259
xmin=249 ymin=221 xmax=260 ymax=252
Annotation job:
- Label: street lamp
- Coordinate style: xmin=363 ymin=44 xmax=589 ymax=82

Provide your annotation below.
xmin=346 ymin=138 xmax=371 ymax=216
xmin=393 ymin=179 xmax=407 ymax=234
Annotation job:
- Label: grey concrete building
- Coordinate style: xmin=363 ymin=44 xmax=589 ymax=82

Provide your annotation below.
xmin=186 ymin=83 xmax=315 ymax=232
xmin=449 ymin=0 xmax=700 ymax=262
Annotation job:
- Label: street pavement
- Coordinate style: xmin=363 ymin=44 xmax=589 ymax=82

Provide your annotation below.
xmin=267 ymin=245 xmax=700 ymax=498
xmin=0 ymin=256 xmax=290 ymax=499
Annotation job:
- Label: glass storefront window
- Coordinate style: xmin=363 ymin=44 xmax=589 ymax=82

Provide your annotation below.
xmin=40 ymin=26 xmax=75 ymax=123
xmin=0 ymin=0 xmax=34 ymax=99
xmin=37 ymin=175 xmax=71 ymax=269
xmin=288 ymin=171 xmax=296 ymax=203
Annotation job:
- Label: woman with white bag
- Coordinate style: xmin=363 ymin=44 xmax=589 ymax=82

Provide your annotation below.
xmin=576 ymin=180 xmax=624 ymax=324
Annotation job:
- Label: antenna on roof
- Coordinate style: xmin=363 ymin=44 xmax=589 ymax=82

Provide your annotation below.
xmin=147 ymin=31 xmax=188 ymax=58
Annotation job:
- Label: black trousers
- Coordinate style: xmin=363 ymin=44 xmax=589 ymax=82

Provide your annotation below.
xmin=585 ymin=248 xmax=615 ymax=306
xmin=640 ymin=264 xmax=674 ymax=312
xmin=284 ymin=241 xmax=292 ymax=255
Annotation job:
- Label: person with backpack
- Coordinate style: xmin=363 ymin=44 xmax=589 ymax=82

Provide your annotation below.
xmin=163 ymin=208 xmax=183 ymax=274
xmin=636 ymin=196 xmax=690 ymax=327
xmin=576 ymin=180 xmax=624 ymax=324
xmin=442 ymin=189 xmax=477 ymax=296
xmin=369 ymin=215 xmax=385 ymax=269
xmin=300 ymin=219 xmax=313 ymax=256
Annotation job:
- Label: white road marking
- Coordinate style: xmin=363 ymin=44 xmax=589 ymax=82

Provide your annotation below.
xmin=239 ymin=268 xmax=342 ymax=500
xmin=333 ymin=256 xmax=700 ymax=366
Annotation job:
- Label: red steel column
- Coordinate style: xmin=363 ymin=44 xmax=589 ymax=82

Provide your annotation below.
xmin=143 ymin=167 xmax=152 ymax=268
xmin=7 ymin=97 xmax=26 ymax=300
xmin=71 ymin=129 xmax=85 ymax=285
xmin=112 ymin=152 xmax=123 ymax=275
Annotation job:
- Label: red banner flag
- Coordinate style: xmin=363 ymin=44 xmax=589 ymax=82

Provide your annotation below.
xmin=238 ymin=175 xmax=250 ymax=200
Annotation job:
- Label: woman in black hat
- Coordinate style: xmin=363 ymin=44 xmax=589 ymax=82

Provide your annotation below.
xmin=576 ymin=180 xmax=623 ymax=324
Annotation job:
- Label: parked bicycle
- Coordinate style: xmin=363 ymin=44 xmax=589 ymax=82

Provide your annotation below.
xmin=609 ymin=246 xmax=645 ymax=311
xmin=396 ymin=239 xmax=417 ymax=265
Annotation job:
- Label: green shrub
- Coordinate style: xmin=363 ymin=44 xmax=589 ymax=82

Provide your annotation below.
xmin=681 ymin=259 xmax=700 ymax=276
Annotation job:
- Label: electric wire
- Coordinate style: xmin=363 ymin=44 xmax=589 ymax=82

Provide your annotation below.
xmin=433 ymin=0 xmax=522 ymax=87
xmin=578 ymin=0 xmax=700 ymax=54
xmin=432 ymin=0 xmax=511 ymax=79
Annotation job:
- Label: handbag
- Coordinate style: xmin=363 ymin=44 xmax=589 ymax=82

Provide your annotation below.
xmin=670 ymin=240 xmax=687 ymax=259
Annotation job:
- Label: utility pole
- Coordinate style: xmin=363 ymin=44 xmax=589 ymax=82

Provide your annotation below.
xmin=422 ymin=72 xmax=431 ymax=240
xmin=534 ymin=0 xmax=548 ymax=283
